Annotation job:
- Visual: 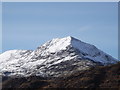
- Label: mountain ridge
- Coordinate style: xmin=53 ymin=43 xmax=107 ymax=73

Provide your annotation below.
xmin=0 ymin=36 xmax=118 ymax=77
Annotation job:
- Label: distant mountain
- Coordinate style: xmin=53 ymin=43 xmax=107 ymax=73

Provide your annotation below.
xmin=0 ymin=36 xmax=118 ymax=77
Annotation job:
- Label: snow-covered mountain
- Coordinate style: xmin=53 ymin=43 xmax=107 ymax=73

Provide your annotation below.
xmin=0 ymin=36 xmax=118 ymax=77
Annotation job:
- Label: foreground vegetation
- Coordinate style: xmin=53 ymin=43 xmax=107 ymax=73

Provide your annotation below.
xmin=2 ymin=62 xmax=120 ymax=89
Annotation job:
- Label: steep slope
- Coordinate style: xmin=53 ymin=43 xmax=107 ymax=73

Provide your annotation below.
xmin=0 ymin=50 xmax=33 ymax=76
xmin=0 ymin=36 xmax=118 ymax=77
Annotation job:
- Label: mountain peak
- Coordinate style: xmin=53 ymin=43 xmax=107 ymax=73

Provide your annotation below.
xmin=63 ymin=36 xmax=79 ymax=41
xmin=41 ymin=36 xmax=72 ymax=53
xmin=39 ymin=36 xmax=82 ymax=53
xmin=40 ymin=36 xmax=89 ymax=54
xmin=64 ymin=36 xmax=74 ymax=39
xmin=38 ymin=36 xmax=118 ymax=63
xmin=0 ymin=36 xmax=118 ymax=77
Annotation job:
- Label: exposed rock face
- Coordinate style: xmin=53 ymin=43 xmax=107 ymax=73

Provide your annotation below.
xmin=0 ymin=36 xmax=118 ymax=77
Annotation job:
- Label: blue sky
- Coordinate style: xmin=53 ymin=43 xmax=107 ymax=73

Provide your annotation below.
xmin=2 ymin=2 xmax=118 ymax=58
xmin=0 ymin=2 xmax=2 ymax=53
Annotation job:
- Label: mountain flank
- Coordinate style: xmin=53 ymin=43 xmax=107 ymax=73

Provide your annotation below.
xmin=2 ymin=62 xmax=120 ymax=89
xmin=0 ymin=36 xmax=119 ymax=89
xmin=0 ymin=36 xmax=118 ymax=77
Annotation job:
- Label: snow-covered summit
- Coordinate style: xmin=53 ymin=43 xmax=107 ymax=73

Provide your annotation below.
xmin=0 ymin=36 xmax=118 ymax=77
xmin=39 ymin=36 xmax=73 ymax=53
xmin=37 ymin=36 xmax=117 ymax=63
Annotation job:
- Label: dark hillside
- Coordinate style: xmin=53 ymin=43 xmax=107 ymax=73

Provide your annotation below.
xmin=2 ymin=62 xmax=120 ymax=89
